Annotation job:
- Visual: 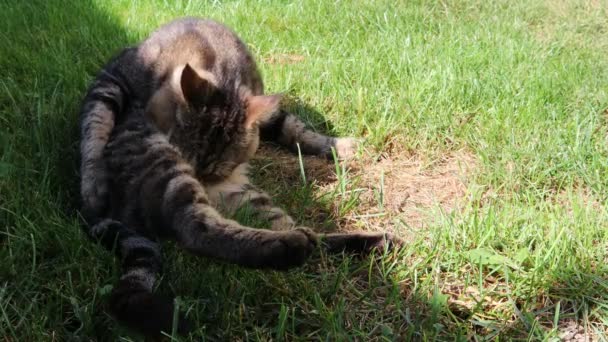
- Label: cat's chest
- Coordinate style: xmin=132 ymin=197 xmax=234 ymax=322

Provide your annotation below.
xmin=203 ymin=163 xmax=250 ymax=206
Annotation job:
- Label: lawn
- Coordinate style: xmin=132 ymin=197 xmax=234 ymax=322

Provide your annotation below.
xmin=2 ymin=0 xmax=608 ymax=340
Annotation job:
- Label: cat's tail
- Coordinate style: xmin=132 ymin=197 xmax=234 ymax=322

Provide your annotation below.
xmin=89 ymin=219 xmax=190 ymax=336
xmin=320 ymin=232 xmax=405 ymax=255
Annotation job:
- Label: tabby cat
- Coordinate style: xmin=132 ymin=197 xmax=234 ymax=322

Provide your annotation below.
xmin=80 ymin=17 xmax=401 ymax=336
xmin=80 ymin=17 xmax=357 ymax=222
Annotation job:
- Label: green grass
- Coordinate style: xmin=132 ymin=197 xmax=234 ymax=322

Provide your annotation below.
xmin=2 ymin=0 xmax=608 ymax=340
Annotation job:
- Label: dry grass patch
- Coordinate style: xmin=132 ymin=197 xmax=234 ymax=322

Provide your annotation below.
xmin=252 ymin=145 xmax=477 ymax=239
xmin=548 ymin=188 xmax=603 ymax=215
xmin=530 ymin=0 xmax=608 ymax=49
xmin=339 ymin=150 xmax=476 ymax=233
xmin=262 ymin=53 xmax=305 ymax=65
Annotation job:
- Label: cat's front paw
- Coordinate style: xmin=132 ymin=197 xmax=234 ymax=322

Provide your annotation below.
xmin=261 ymin=227 xmax=318 ymax=270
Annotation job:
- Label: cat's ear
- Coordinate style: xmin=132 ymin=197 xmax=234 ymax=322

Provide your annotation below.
xmin=180 ymin=64 xmax=214 ymax=106
xmin=245 ymin=94 xmax=282 ymax=128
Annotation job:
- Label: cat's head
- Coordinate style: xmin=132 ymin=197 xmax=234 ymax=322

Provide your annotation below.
xmin=158 ymin=64 xmax=280 ymax=182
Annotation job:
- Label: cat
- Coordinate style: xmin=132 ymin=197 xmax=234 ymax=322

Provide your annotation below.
xmin=79 ymin=17 xmax=402 ymax=336
xmin=94 ymin=97 xmax=399 ymax=336
xmin=79 ymin=17 xmax=357 ymax=223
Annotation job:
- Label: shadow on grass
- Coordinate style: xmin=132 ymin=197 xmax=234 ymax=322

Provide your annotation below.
xmin=282 ymin=94 xmax=340 ymax=138
xmin=164 ymin=243 xmax=457 ymax=340
xmin=1 ymin=0 xmax=132 ymax=214
xmin=1 ymin=0 xmax=130 ymax=340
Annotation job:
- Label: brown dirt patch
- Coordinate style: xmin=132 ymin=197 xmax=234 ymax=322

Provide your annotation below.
xmin=252 ymin=145 xmax=477 ymax=239
xmin=342 ymin=150 xmax=476 ymax=232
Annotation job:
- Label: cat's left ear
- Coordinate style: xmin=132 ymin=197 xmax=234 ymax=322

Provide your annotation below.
xmin=180 ymin=64 xmax=215 ymax=106
xmin=245 ymin=94 xmax=282 ymax=128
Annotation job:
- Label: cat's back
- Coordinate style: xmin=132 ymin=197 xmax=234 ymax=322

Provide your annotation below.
xmin=139 ymin=17 xmax=262 ymax=93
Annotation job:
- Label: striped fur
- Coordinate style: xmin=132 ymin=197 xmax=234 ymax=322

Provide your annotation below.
xmin=86 ymin=105 xmax=399 ymax=336
xmin=90 ymin=108 xmax=317 ymax=335
xmin=79 ymin=17 xmax=357 ymax=222
xmin=79 ymin=17 xmax=400 ymax=336
xmin=102 ymin=111 xmax=317 ymax=269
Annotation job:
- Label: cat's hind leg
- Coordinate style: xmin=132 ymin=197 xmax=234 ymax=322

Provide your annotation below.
xmin=163 ymin=173 xmax=317 ymax=269
xmin=89 ymin=219 xmax=190 ymax=336
xmin=202 ymin=166 xmax=405 ymax=256
xmin=202 ymin=164 xmax=406 ymax=257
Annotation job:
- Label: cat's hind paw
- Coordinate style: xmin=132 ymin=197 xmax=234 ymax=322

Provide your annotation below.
xmin=258 ymin=227 xmax=318 ymax=270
